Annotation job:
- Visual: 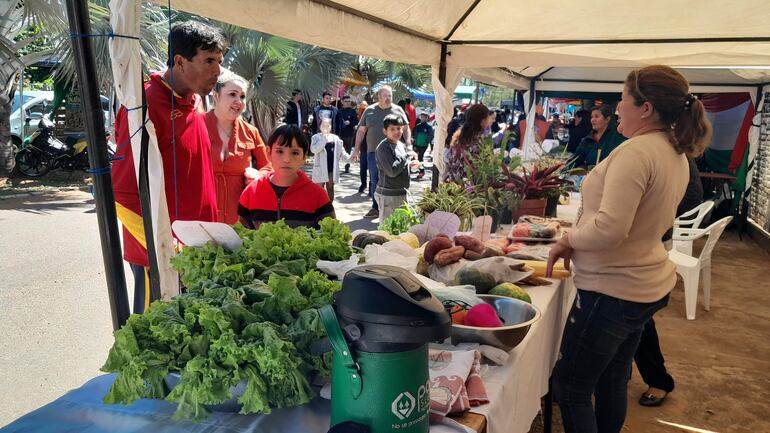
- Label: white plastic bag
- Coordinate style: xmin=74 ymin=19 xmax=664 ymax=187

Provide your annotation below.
xmin=463 ymin=256 xmax=533 ymax=283
xmin=363 ymin=241 xmax=419 ymax=271
xmin=428 ymin=259 xmax=468 ymax=284
xmin=429 ymin=284 xmax=483 ymax=307
xmin=316 ymin=254 xmax=362 ymax=280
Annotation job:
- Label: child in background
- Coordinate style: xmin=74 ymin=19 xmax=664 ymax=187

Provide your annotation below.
xmin=375 ymin=114 xmax=410 ymax=222
xmin=310 ymin=118 xmax=349 ymax=201
xmin=238 ymin=124 xmax=335 ymax=229
xmin=412 ymin=111 xmax=434 ymax=179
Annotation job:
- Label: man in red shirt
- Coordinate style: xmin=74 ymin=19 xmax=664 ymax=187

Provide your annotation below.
xmin=111 ymin=21 xmax=225 ymax=313
xmin=404 ymin=97 xmax=417 ymax=131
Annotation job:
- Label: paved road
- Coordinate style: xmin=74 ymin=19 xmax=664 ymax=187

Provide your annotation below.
xmin=0 ymin=163 xmax=432 ymax=425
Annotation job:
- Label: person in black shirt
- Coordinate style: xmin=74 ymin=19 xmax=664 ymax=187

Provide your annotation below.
xmin=337 ymin=95 xmax=358 ymax=173
xmin=567 ymin=109 xmax=591 ymax=153
xmin=285 ymin=89 xmax=303 ymax=126
xmin=312 ymin=91 xmax=339 ymax=134
xmin=634 ymin=155 xmax=703 ymax=407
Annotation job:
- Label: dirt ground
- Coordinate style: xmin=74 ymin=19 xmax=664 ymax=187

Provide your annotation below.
xmin=530 ymin=230 xmax=770 ymax=433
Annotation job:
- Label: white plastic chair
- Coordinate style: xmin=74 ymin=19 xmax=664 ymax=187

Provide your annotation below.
xmin=668 ymin=216 xmax=732 ymax=320
xmin=672 ymin=201 xmax=715 ymax=255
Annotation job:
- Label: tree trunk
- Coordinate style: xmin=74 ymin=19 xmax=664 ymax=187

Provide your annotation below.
xmin=249 ymin=100 xmax=279 ymax=145
xmin=0 ymin=91 xmax=14 ymax=176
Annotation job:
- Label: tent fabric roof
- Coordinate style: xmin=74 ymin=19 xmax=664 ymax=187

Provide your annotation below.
xmin=158 ymin=0 xmax=770 ymax=72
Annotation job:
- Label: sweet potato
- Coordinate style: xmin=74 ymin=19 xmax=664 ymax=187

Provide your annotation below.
xmin=464 ymin=249 xmax=483 ymax=261
xmin=454 ymin=235 xmax=484 ymax=254
xmin=424 ymin=236 xmax=455 ymax=264
xmin=433 ymin=245 xmax=465 ymax=266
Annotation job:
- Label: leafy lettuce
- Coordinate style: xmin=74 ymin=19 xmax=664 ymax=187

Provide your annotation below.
xmin=102 ymin=218 xmax=351 ymax=421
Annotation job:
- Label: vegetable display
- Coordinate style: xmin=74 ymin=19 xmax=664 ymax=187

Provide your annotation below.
xmin=378 ymin=203 xmax=423 ymax=235
xmin=102 ymin=219 xmax=352 ymax=421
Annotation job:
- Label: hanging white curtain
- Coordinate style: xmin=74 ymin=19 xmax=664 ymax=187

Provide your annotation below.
xmin=430 ymin=65 xmax=463 ymax=178
xmin=109 ymin=0 xmax=178 ymax=298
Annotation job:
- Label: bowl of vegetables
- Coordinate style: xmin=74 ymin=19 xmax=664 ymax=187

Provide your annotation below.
xmin=449 ymin=295 xmax=540 ymax=350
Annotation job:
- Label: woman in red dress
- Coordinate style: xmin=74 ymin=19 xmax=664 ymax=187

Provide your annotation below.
xmin=205 ymin=70 xmax=272 ymax=224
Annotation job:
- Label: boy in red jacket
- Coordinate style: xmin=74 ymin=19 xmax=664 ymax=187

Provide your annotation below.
xmin=238 ymin=125 xmax=335 ymax=229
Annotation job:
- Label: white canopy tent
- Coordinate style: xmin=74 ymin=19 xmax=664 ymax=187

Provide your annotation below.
xmin=147 ymin=0 xmax=770 ymax=172
xmin=110 ymin=0 xmax=770 ymax=298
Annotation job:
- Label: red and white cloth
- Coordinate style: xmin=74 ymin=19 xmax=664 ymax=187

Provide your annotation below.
xmin=428 ymin=348 xmax=489 ymax=421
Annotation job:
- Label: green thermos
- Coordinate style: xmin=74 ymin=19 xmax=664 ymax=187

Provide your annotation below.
xmin=319 ymin=265 xmax=451 ymax=433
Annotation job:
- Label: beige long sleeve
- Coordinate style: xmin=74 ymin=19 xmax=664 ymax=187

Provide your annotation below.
xmin=569 ymin=132 xmax=689 ymax=303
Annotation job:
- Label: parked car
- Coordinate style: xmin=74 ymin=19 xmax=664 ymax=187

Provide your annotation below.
xmin=10 ymin=91 xmax=54 ymax=149
xmin=10 ymin=91 xmax=112 ymax=151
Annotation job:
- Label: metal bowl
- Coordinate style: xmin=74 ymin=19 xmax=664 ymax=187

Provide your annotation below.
xmin=451 ymin=295 xmax=541 ymax=350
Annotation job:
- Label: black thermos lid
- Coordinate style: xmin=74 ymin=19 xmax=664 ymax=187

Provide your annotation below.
xmin=333 ymin=265 xmax=452 ymax=352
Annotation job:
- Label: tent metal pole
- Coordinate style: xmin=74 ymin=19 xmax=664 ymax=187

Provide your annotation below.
xmin=528 ymin=79 xmax=536 ymax=113
xmin=65 ymin=0 xmax=130 ymax=330
xmin=432 ymin=43 xmax=448 ymax=191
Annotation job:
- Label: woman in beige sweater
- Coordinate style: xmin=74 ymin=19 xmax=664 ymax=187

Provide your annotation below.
xmin=546 ymin=65 xmax=712 ymax=433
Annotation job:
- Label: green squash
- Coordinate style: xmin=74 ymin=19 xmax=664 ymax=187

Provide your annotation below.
xmin=453 ymin=268 xmax=497 ymax=294
xmin=352 ymin=233 xmax=390 ymax=249
xmin=489 ymin=282 xmax=532 ymax=303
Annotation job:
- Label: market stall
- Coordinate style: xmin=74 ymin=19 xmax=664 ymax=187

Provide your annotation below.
xmin=26 ymin=2 xmax=770 ymax=433
xmin=0 ymin=278 xmax=574 ymax=433
xmin=2 ymin=128 xmax=581 ymax=433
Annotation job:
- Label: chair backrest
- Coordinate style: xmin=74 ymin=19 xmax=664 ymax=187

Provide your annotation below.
xmin=697 ymin=216 xmax=733 ymax=262
xmin=675 ymin=200 xmax=715 ymax=230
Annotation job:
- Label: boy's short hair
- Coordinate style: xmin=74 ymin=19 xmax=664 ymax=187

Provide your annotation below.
xmin=322 ymin=91 xmax=332 ymax=98
xmin=168 ymin=21 xmax=226 ymax=68
xmin=291 ymin=89 xmax=302 ymax=96
xmin=268 ymin=124 xmax=309 ymax=155
xmin=383 ymin=114 xmax=406 ymax=129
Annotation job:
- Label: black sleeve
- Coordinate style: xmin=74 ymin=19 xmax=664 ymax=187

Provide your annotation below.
xmin=677 ymin=156 xmax=705 ymax=216
xmin=313 ymin=202 xmax=336 ymax=229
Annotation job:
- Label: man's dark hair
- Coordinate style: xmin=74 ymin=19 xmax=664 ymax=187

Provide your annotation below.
xmin=404 ymin=97 xmax=412 ymax=104
xmin=322 ymin=91 xmax=332 ymax=98
xmin=267 ymin=124 xmax=309 ymax=155
xmin=292 ymin=89 xmax=302 ymax=96
xmin=341 ymin=95 xmax=351 ymax=101
xmin=383 ymin=114 xmax=406 ymax=129
xmin=167 ymin=21 xmax=226 ymax=68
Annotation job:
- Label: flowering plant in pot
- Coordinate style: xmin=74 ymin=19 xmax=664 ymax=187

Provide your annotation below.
xmin=502 ymin=160 xmax=571 ymax=222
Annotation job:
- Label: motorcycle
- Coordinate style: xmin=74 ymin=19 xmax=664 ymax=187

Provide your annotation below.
xmin=14 ymin=118 xmax=115 ymax=178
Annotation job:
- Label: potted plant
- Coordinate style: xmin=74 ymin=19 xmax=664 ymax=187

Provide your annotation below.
xmin=465 ymin=136 xmax=523 ymax=229
xmin=502 ymin=160 xmax=571 ymax=222
xmin=416 ymin=182 xmax=485 ymax=231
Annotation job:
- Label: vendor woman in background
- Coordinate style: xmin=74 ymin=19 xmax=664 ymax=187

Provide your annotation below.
xmin=205 ymin=69 xmax=272 ymax=224
xmin=546 ymin=65 xmax=712 ymax=433
xmin=571 ymin=104 xmax=626 ymax=168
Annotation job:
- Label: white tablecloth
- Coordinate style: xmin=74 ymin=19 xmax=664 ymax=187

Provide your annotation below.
xmin=470 ymin=278 xmax=576 ymax=433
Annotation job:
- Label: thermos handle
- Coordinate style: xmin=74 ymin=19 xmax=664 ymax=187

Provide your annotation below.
xmin=319 ymin=305 xmax=363 ymax=399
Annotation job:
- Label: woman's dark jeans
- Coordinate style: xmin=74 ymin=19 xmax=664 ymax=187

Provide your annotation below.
xmin=553 ymin=289 xmax=669 ymax=433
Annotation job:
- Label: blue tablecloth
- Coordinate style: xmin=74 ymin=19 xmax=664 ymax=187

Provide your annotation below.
xmin=0 ymin=374 xmax=332 ymax=433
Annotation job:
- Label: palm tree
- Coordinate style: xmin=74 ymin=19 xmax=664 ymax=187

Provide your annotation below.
xmin=0 ymin=0 xmax=168 ymax=176
xmin=0 ymin=0 xmax=66 ymax=176
xmin=51 ymin=0 xmax=168 ymax=93
xmin=222 ymin=25 xmax=356 ymax=141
